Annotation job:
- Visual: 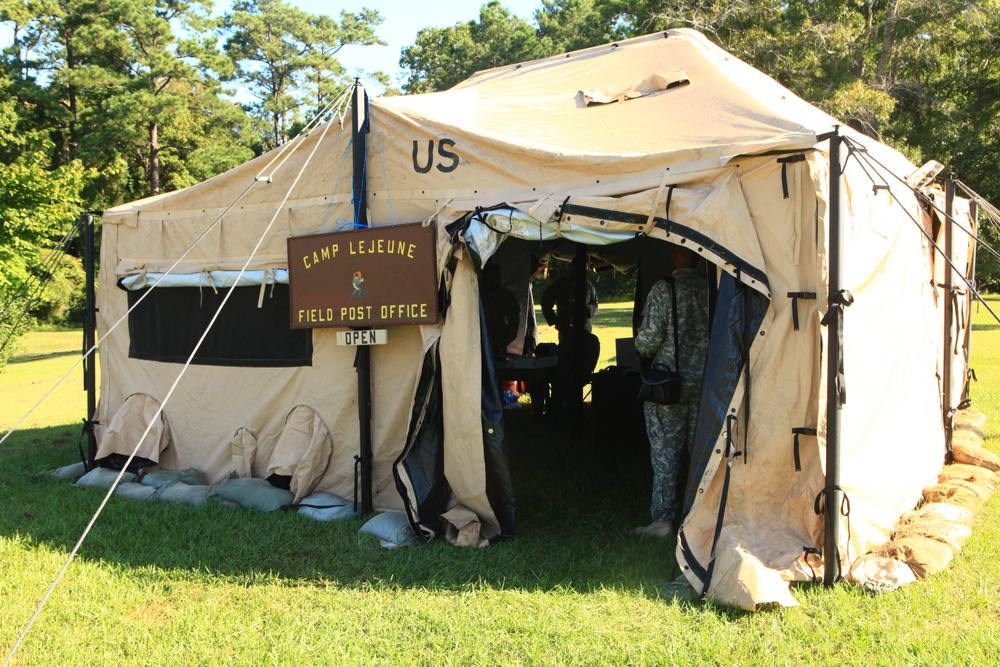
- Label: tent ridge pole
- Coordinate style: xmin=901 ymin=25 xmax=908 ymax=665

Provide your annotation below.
xmin=824 ymin=129 xmax=843 ymax=587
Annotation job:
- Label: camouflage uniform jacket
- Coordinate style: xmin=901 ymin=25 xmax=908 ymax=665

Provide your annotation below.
xmin=635 ymin=268 xmax=709 ymax=384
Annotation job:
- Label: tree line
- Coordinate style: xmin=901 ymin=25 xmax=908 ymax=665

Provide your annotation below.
xmin=2 ymin=0 xmax=999 ymax=369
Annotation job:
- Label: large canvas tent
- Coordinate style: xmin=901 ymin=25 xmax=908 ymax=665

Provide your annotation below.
xmin=95 ymin=30 xmax=975 ymax=608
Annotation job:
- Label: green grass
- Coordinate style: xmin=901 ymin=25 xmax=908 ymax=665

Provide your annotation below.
xmin=2 ymin=305 xmax=1000 ymax=666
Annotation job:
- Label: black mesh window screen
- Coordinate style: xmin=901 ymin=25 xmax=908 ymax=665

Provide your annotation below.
xmin=125 ymin=284 xmax=312 ymax=367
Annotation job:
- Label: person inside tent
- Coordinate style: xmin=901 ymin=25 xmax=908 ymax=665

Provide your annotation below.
xmin=480 ymin=262 xmax=521 ymax=361
xmin=540 ymin=254 xmax=600 ymax=414
xmin=634 ymin=244 xmax=709 ymax=539
xmin=540 ymin=254 xmax=598 ymax=334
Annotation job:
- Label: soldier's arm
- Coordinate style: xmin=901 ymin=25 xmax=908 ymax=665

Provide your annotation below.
xmin=634 ymin=281 xmax=668 ymax=358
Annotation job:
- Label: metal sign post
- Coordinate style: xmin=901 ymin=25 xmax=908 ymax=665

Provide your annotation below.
xmin=286 ymin=83 xmax=439 ymax=516
xmin=352 ymin=81 xmax=374 ymax=516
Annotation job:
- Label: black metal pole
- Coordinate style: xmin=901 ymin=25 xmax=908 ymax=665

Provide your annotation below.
xmin=824 ymin=129 xmax=844 ymax=587
xmin=83 ymin=213 xmax=98 ymax=468
xmin=962 ymin=200 xmax=978 ymax=405
xmin=571 ymin=243 xmax=587 ymax=418
xmin=351 ymin=81 xmax=373 ymax=516
xmin=943 ymin=174 xmax=956 ymax=423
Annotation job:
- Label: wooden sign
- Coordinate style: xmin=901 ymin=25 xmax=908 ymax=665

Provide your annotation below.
xmin=287 ymin=223 xmax=439 ymax=329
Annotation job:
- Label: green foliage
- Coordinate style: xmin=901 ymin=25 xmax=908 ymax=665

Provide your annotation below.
xmin=400 ymin=1 xmax=545 ymax=93
xmin=222 ymin=0 xmax=384 ymax=149
xmin=0 ymin=75 xmax=92 ymax=371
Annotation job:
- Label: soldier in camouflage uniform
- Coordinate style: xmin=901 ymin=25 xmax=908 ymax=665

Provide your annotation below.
xmin=634 ymin=245 xmax=709 ymax=539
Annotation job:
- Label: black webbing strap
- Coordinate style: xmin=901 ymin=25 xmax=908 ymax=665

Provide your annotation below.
xmin=353 ymin=454 xmax=362 ymax=512
xmin=664 ymin=184 xmax=675 ymax=222
xmin=791 ymin=427 xmax=817 ymax=472
xmin=802 ymin=546 xmax=821 ymax=584
xmin=78 ymin=419 xmax=96 ymax=472
xmin=777 ymin=154 xmax=807 ymax=199
xmin=679 ymin=528 xmax=708 ymax=584
xmin=740 ymin=275 xmax=751 ymax=464
xmin=787 ymin=292 xmax=817 ymax=331
xmin=821 ymin=289 xmax=854 ymax=406
xmin=703 ymin=413 xmax=740 ymax=594
xmin=814 ymin=484 xmax=852 ymax=581
xmin=950 ymin=287 xmax=964 ymax=354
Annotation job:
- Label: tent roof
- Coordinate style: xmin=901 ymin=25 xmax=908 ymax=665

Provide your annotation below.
xmin=379 ymin=29 xmax=838 ymax=161
xmin=105 ymin=29 xmax=845 ymax=225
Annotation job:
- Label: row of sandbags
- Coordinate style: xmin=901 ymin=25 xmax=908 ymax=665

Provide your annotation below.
xmin=55 ymin=463 xmax=359 ymax=521
xmin=850 ymin=406 xmax=998 ymax=592
xmin=51 ymin=461 xmax=424 ymax=547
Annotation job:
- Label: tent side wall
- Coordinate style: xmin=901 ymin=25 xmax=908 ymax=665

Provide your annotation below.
xmin=835 ymin=140 xmax=945 ymax=559
xmin=676 ymin=141 xmax=947 ymax=606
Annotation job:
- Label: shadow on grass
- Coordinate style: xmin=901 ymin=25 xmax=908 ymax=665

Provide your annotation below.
xmin=7 ymin=348 xmax=80 ymax=364
xmin=0 ymin=411 xmax=690 ymax=602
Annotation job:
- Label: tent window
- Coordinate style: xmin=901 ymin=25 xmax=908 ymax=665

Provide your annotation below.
xmin=579 ymin=70 xmax=690 ymax=106
xmin=126 ymin=284 xmax=312 ymax=367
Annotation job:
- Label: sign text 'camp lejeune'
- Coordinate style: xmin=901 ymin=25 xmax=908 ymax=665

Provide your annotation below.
xmin=287 ymin=223 xmax=439 ymax=329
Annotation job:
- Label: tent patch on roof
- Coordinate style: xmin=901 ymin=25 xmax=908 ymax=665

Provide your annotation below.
xmin=579 ymin=70 xmax=690 ymax=106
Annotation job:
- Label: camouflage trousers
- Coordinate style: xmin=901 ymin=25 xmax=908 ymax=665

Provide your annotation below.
xmin=644 ymin=383 xmax=701 ymax=522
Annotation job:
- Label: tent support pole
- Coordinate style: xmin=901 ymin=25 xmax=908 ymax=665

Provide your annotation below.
xmin=570 ymin=242 xmax=587 ymax=420
xmin=352 ymin=80 xmax=374 ymax=516
xmin=943 ymin=174 xmax=956 ymax=427
xmin=824 ymin=129 xmax=844 ymax=587
xmin=962 ymin=200 xmax=978 ymax=405
xmin=83 ymin=212 xmax=98 ymax=469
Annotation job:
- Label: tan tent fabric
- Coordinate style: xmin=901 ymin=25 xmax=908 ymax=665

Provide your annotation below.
xmin=230 ymin=427 xmax=257 ymax=478
xmin=265 ymin=405 xmax=335 ymax=503
xmin=93 ymin=29 xmax=966 ymax=608
xmin=95 ymin=393 xmax=173 ymax=468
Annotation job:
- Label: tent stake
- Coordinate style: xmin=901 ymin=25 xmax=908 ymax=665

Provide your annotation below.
xmin=352 ymin=81 xmax=374 ymax=516
xmin=824 ymin=129 xmax=844 ymax=586
xmin=83 ymin=212 xmax=98 ymax=469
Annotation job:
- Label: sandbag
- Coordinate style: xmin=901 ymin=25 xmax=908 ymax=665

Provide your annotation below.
xmin=294 ymin=492 xmax=359 ymax=522
xmin=114 ymin=481 xmax=157 ymax=501
xmin=155 ymin=481 xmax=211 ymax=506
xmin=140 ymin=467 xmax=207 ymax=489
xmin=889 ymin=536 xmax=957 ymax=579
xmin=76 ymin=467 xmax=138 ymax=489
xmin=921 ymin=483 xmax=986 ymax=512
xmin=913 ymin=501 xmax=974 ymax=526
xmin=954 ymin=406 xmax=988 ymax=430
xmin=938 ymin=463 xmax=997 ymax=489
xmin=47 ymin=461 xmax=87 ymax=481
xmin=950 ymin=428 xmax=985 ymax=449
xmin=951 ymin=441 xmax=1000 ymax=472
xmin=211 ymin=477 xmax=294 ymax=513
xmin=359 ymin=512 xmax=417 ymax=548
xmin=231 ymin=427 xmax=257 ymax=478
xmin=953 ymin=423 xmax=983 ymax=439
xmin=441 ymin=506 xmax=489 ymax=548
xmin=893 ymin=514 xmax=973 ymax=553
xmin=847 ymin=553 xmax=916 ymax=594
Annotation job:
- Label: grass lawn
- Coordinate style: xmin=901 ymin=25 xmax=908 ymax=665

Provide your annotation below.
xmin=1 ymin=302 xmax=1000 ymax=666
